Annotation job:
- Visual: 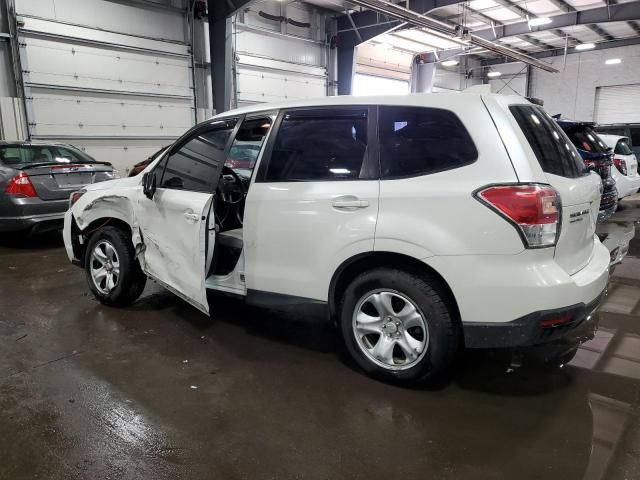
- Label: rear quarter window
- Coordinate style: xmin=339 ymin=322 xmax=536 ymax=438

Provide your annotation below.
xmin=510 ymin=105 xmax=585 ymax=178
xmin=379 ymin=106 xmax=478 ymax=178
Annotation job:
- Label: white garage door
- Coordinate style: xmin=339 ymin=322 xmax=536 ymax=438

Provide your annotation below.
xmin=595 ymin=84 xmax=640 ymax=124
xmin=17 ymin=16 xmax=195 ymax=173
xmin=233 ymin=3 xmax=327 ymax=108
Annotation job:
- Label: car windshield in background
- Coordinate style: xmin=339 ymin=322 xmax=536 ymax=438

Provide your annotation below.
xmin=565 ymin=127 xmax=609 ymax=154
xmin=616 ymin=139 xmax=634 ymax=156
xmin=0 ymin=145 xmax=97 ymax=167
xmin=510 ymin=105 xmax=585 ymax=178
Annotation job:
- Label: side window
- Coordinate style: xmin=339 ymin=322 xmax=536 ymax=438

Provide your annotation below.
xmin=379 ymin=106 xmax=478 ymax=178
xmin=160 ymin=123 xmax=235 ymax=192
xmin=265 ymin=108 xmax=368 ymax=181
xmin=225 ymin=116 xmax=273 ymax=173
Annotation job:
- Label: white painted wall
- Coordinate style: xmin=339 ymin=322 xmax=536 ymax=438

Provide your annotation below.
xmin=530 ymin=44 xmax=640 ymax=120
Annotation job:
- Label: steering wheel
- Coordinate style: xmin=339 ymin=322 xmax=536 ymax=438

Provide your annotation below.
xmin=215 ymin=165 xmax=247 ymax=228
xmin=217 ymin=165 xmax=245 ymax=205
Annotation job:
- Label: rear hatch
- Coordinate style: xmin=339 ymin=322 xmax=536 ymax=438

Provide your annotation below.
xmin=24 ymin=163 xmax=114 ymax=200
xmin=510 ymin=106 xmax=602 ymax=275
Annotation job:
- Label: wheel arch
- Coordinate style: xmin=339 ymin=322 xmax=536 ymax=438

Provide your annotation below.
xmin=328 ymin=252 xmax=461 ymax=324
xmin=72 ymin=215 xmax=135 ymax=267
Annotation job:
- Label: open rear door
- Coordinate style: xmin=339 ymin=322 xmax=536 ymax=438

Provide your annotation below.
xmin=137 ymin=188 xmax=213 ymax=314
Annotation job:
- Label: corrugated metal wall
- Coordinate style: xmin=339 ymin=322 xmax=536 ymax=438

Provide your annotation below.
xmin=14 ymin=0 xmax=193 ymax=173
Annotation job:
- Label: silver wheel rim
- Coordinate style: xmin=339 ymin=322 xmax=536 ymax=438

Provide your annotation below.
xmin=90 ymin=240 xmax=120 ymax=295
xmin=352 ymin=289 xmax=429 ymax=371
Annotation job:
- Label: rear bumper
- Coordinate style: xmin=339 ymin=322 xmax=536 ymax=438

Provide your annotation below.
xmin=0 ymin=211 xmax=65 ymax=233
xmin=426 ymin=239 xmax=610 ymax=348
xmin=0 ymin=197 xmax=68 ymax=233
xmin=463 ymin=290 xmax=605 ymax=348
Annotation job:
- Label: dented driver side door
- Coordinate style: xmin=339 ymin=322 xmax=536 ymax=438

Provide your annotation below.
xmin=136 ymin=120 xmax=238 ymax=313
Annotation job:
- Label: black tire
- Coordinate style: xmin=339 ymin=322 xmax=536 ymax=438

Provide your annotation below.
xmin=84 ymin=226 xmax=146 ymax=306
xmin=339 ymin=267 xmax=460 ymax=386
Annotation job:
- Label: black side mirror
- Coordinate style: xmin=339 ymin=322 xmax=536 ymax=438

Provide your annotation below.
xmin=142 ymin=172 xmax=157 ymax=199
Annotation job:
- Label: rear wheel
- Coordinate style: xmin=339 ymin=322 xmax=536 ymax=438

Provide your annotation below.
xmin=84 ymin=226 xmax=146 ymax=306
xmin=339 ymin=268 xmax=460 ymax=386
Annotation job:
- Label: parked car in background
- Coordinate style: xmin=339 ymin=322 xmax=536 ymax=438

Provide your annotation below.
xmin=557 ymin=120 xmax=618 ymax=221
xmin=128 ymin=146 xmax=169 ymax=177
xmin=0 ymin=142 xmax=118 ymax=235
xmin=598 ymin=134 xmax=640 ymax=199
xmin=64 ymin=94 xmax=610 ymax=385
xmin=597 ymin=124 xmax=640 ymax=157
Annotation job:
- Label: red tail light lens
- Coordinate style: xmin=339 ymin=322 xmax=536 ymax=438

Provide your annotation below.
xmin=476 ymin=184 xmax=560 ymax=248
xmin=5 ymin=172 xmax=37 ymax=197
xmin=614 ymin=157 xmax=628 ymax=176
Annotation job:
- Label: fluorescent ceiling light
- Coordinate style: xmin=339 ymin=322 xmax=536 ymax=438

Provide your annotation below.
xmin=575 ymin=43 xmax=595 ymax=51
xmin=528 ymin=17 xmax=552 ymax=26
xmin=487 ymin=71 xmax=501 ymax=77
xmin=441 ymin=59 xmax=459 ymax=67
xmin=605 ymin=58 xmax=621 ymax=65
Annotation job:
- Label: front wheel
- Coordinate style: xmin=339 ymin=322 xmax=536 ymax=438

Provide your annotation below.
xmin=339 ymin=268 xmax=460 ymax=386
xmin=84 ymin=226 xmax=146 ymax=306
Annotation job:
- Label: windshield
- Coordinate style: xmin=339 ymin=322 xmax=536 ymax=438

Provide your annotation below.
xmin=0 ymin=145 xmax=97 ymax=167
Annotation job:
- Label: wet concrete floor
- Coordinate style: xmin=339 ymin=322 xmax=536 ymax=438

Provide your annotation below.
xmin=2 ymin=200 xmax=640 ymax=480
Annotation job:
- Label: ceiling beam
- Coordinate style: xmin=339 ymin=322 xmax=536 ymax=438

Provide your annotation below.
xmin=472 ymin=1 xmax=640 ymax=41
xmin=343 ymin=0 xmax=559 ymax=71
xmin=586 ymin=23 xmax=615 ymax=41
xmin=481 ymin=36 xmax=640 ymax=64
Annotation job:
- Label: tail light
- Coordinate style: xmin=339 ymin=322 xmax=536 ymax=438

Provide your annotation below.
xmin=614 ymin=157 xmax=628 ymax=176
xmin=5 ymin=172 xmax=37 ymax=197
xmin=475 ymin=184 xmax=560 ymax=248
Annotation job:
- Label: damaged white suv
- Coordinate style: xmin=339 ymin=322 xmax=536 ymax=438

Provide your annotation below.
xmin=64 ymin=93 xmax=610 ymax=385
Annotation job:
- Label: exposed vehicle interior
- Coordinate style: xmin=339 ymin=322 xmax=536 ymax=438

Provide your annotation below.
xmin=209 ymin=116 xmax=272 ymax=284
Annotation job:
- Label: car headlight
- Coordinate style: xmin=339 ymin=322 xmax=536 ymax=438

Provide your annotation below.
xmin=69 ymin=189 xmax=86 ymax=208
xmin=111 ymin=168 xmax=121 ymax=179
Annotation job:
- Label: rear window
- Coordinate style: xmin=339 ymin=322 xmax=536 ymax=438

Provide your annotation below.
xmin=510 ymin=106 xmax=585 ymax=178
xmin=0 ymin=145 xmax=96 ymax=167
xmin=379 ymin=106 xmax=477 ymax=178
xmin=615 ymin=139 xmax=634 ymax=156
xmin=564 ymin=127 xmax=608 ymax=154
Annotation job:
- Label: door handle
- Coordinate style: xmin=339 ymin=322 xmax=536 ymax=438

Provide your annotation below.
xmin=332 ymin=197 xmax=369 ymax=209
xmin=183 ymin=212 xmax=200 ymax=222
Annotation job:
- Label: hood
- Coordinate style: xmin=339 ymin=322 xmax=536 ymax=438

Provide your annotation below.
xmin=83 ymin=174 xmax=142 ymax=192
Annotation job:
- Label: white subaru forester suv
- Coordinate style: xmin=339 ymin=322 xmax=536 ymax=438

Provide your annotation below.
xmin=63 ymin=92 xmax=610 ymax=385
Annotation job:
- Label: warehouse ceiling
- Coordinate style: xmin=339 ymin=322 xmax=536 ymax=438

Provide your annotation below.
xmin=312 ymin=0 xmax=640 ymax=59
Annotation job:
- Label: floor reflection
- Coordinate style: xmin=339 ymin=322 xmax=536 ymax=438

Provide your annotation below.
xmin=570 ymin=196 xmax=640 ymax=479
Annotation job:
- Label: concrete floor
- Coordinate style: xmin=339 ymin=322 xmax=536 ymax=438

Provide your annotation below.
xmin=2 ymin=201 xmax=640 ymax=480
